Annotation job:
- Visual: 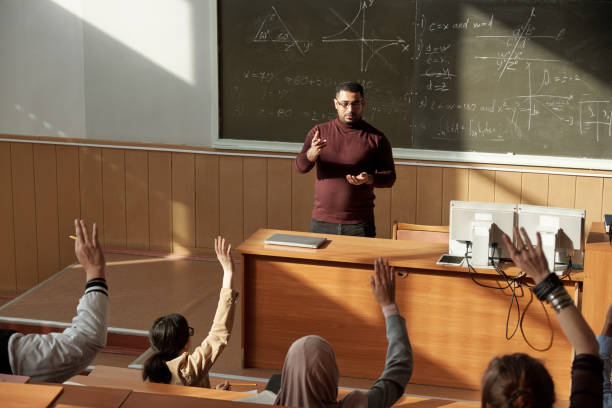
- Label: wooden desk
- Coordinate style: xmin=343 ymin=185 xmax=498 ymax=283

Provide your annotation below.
xmin=70 ymin=365 xmax=253 ymax=401
xmin=1 ymin=383 xmax=63 ymax=407
xmin=238 ymin=229 xmax=582 ymax=398
xmin=121 ymin=392 xmax=272 ymax=408
xmin=51 ymin=384 xmax=131 ymax=408
xmin=583 ymin=221 xmax=612 ymax=333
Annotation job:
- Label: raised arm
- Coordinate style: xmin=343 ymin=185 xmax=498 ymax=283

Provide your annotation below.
xmin=364 ymin=257 xmax=413 ymax=408
xmin=179 ymin=237 xmax=238 ymax=385
xmin=295 ymin=128 xmax=324 ymax=173
xmin=9 ymin=219 xmax=109 ymax=383
xmin=503 ymin=227 xmax=598 ymax=356
xmin=598 ymin=303 xmax=612 ymax=403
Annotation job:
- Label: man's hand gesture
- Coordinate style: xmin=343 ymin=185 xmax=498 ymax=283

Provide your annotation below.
xmin=370 ymin=257 xmax=395 ymax=307
xmin=74 ymin=219 xmax=105 ymax=281
xmin=306 ymin=129 xmax=327 ymax=162
xmin=346 ymin=172 xmax=373 ymax=185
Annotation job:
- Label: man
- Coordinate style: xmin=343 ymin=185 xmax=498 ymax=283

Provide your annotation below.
xmin=0 ymin=219 xmax=108 ymax=382
xmin=296 ymin=81 xmax=396 ymax=237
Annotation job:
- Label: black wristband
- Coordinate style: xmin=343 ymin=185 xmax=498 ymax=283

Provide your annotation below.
xmin=533 ymin=273 xmax=562 ymax=301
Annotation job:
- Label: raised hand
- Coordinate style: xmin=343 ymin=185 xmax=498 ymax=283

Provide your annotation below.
xmin=74 ymin=219 xmax=105 ymax=280
xmin=306 ymin=129 xmax=327 ymax=162
xmin=502 ymin=227 xmax=550 ymax=284
xmin=370 ymin=257 xmax=396 ymax=307
xmin=346 ymin=172 xmax=373 ymax=186
xmin=214 ymin=236 xmax=234 ymax=289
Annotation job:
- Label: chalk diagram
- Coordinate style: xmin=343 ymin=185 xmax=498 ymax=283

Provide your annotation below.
xmin=321 ymin=0 xmax=409 ymax=72
xmin=474 ymin=7 xmax=611 ymax=140
xmin=253 ymin=6 xmax=312 ymax=55
xmin=252 ymin=1 xmax=409 ymax=72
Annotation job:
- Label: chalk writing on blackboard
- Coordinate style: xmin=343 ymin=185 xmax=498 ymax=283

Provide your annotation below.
xmin=253 ymin=6 xmax=312 ymax=55
xmin=321 ymin=1 xmax=410 ymax=73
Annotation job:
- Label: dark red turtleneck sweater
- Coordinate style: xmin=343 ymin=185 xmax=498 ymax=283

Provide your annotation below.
xmin=296 ymin=118 xmax=396 ymax=224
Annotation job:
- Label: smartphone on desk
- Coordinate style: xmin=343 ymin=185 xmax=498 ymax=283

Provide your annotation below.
xmin=436 ymin=254 xmax=465 ymax=266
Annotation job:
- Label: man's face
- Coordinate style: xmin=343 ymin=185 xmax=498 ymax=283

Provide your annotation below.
xmin=334 ymin=90 xmax=365 ymax=124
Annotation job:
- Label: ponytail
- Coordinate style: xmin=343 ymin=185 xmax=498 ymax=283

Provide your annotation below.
xmin=143 ymin=313 xmax=190 ymax=384
xmin=142 ymin=352 xmax=172 ymax=383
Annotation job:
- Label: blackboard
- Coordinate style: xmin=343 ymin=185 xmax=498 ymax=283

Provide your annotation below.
xmin=219 ymin=0 xmax=612 ymax=159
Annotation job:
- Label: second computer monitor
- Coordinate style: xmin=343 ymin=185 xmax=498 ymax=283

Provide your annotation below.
xmin=517 ymin=204 xmax=585 ymax=272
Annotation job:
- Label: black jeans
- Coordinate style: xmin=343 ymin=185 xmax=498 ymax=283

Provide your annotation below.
xmin=309 ymin=218 xmax=376 ymax=237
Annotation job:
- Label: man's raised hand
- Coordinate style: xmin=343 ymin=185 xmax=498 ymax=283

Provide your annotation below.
xmin=306 ymin=129 xmax=327 ymax=162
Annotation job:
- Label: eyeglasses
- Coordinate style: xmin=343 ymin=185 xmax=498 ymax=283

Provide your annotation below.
xmin=188 ymin=326 xmax=194 ymax=336
xmin=336 ymin=100 xmax=363 ymax=109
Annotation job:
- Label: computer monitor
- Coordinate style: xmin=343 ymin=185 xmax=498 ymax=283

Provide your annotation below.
xmin=449 ymin=201 xmax=517 ymax=268
xmin=517 ymin=204 xmax=585 ymax=273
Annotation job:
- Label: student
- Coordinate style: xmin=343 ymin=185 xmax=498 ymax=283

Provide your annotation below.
xmin=272 ymin=257 xmax=412 ymax=408
xmin=481 ymin=227 xmax=602 ymax=408
xmin=142 ymin=237 xmax=238 ymax=388
xmin=598 ymin=303 xmax=612 ymax=408
xmin=0 ymin=219 xmax=109 ymax=382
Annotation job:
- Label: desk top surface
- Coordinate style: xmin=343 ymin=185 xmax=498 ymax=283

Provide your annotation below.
xmin=238 ymin=229 xmax=585 ymax=281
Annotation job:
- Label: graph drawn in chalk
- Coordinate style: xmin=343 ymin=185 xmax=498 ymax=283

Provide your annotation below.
xmin=474 ymin=7 xmax=562 ymax=81
xmin=253 ymin=7 xmax=312 ymax=55
xmin=321 ymin=0 xmax=409 ymax=72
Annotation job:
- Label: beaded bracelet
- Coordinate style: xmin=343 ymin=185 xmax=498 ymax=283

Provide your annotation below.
xmin=533 ymin=272 xmax=562 ymax=301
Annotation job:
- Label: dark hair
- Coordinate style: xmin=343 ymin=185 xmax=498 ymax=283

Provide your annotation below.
xmin=481 ymin=353 xmax=555 ymax=408
xmin=335 ymin=81 xmax=364 ymax=97
xmin=142 ymin=313 xmax=190 ymax=383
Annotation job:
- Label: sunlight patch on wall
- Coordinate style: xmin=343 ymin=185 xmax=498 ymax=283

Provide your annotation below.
xmin=51 ymin=0 xmax=195 ymax=85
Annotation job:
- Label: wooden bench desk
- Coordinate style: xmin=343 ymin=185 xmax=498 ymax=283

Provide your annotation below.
xmin=70 ymin=365 xmax=253 ymax=401
xmin=237 ymin=229 xmax=583 ymax=398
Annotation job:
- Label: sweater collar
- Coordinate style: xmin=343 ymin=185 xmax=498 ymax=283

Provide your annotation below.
xmin=335 ymin=117 xmax=364 ymax=130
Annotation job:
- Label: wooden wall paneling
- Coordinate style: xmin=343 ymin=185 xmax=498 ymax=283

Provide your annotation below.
xmin=494 ymin=171 xmax=521 ymax=204
xmin=468 ymin=169 xmax=495 ymax=203
xmin=0 ymin=143 xmax=16 ymax=292
xmin=171 ymin=153 xmax=196 ymax=253
xmin=11 ymin=143 xmax=38 ymax=291
xmin=56 ymin=146 xmax=80 ymax=268
xmin=79 ymin=147 xmax=104 ymax=245
xmin=521 ymin=173 xmax=549 ymax=206
xmin=575 ymin=176 xmax=603 ymax=237
xmin=374 ymin=188 xmax=392 ymax=238
xmin=291 ymin=160 xmax=315 ymax=233
xmin=602 ymin=178 xmax=612 ymax=218
xmin=416 ymin=167 xmax=443 ymax=225
xmin=195 ymin=155 xmax=219 ymax=249
xmin=391 ymin=165 xmax=417 ymax=225
xmin=441 ymin=168 xmax=468 ymax=225
xmin=102 ymin=149 xmax=126 ymax=248
xmin=219 ymin=156 xmax=244 ymax=245
xmin=548 ymin=175 xmax=577 ymax=209
xmin=125 ymin=150 xmax=149 ymax=249
xmin=148 ymin=151 xmax=173 ymax=252
xmin=267 ymin=158 xmax=292 ymax=231
xmin=33 ymin=144 xmax=60 ymax=282
xmin=243 ymin=157 xmax=267 ymax=239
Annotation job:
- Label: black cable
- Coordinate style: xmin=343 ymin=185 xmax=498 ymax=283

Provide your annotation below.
xmin=464 ymin=242 xmax=554 ymax=350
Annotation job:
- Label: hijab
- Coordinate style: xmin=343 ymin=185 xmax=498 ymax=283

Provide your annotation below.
xmin=274 ymin=335 xmax=367 ymax=408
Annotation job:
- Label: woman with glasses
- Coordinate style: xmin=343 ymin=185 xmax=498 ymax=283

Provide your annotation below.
xmin=142 ymin=237 xmax=238 ymax=388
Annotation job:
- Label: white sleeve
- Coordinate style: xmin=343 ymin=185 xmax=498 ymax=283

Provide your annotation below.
xmin=8 ymin=279 xmax=109 ymax=383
